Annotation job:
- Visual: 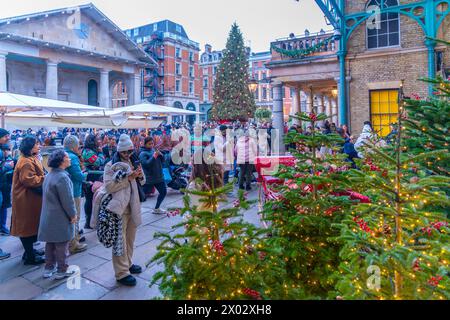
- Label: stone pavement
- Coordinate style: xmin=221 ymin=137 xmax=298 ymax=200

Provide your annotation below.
xmin=0 ymin=187 xmax=262 ymax=300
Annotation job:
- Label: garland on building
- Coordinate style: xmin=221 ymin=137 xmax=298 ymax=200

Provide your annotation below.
xmin=271 ymin=35 xmax=335 ymax=59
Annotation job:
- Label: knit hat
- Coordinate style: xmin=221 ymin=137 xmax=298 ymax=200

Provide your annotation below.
xmin=117 ymin=134 xmax=134 ymax=152
xmin=63 ymin=135 xmax=79 ymax=151
xmin=0 ymin=128 xmax=9 ymax=139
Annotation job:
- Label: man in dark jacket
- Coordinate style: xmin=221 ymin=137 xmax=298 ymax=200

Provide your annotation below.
xmin=139 ymin=136 xmax=167 ymax=214
xmin=0 ymin=129 xmax=13 ymax=236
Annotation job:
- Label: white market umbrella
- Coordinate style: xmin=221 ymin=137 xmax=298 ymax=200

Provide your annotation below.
xmin=107 ymin=103 xmax=202 ymax=116
xmin=0 ymin=92 xmax=106 ymax=128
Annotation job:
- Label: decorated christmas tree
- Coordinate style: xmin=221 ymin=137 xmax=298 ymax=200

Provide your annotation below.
xmin=150 ymin=164 xmax=300 ymax=299
xmin=262 ymin=112 xmax=363 ymax=299
xmin=333 ymin=84 xmax=450 ymax=300
xmin=211 ymin=23 xmax=256 ymax=121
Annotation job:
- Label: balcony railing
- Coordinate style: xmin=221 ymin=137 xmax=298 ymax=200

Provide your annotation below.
xmin=271 ymin=30 xmax=338 ymax=61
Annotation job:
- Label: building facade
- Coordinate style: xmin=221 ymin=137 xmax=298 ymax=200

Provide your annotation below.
xmin=0 ymin=4 xmax=154 ymax=108
xmin=126 ymin=20 xmax=201 ymax=124
xmin=199 ymin=44 xmax=223 ymax=121
xmin=267 ymin=0 xmax=450 ymax=146
xmin=198 ymin=45 xmax=299 ymax=122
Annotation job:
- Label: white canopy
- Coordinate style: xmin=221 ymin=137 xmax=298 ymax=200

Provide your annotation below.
xmin=5 ymin=112 xmax=163 ymax=129
xmin=0 ymin=92 xmax=106 ymax=112
xmin=106 ymin=103 xmax=202 ymax=116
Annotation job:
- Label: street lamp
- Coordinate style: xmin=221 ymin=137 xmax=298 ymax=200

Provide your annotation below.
xmin=248 ymin=77 xmax=258 ymax=93
xmin=331 ymin=88 xmax=338 ymax=97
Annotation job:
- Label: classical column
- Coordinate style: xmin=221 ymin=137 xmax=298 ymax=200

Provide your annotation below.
xmin=271 ymin=82 xmax=285 ymax=155
xmin=0 ymin=52 xmax=7 ymax=92
xmin=46 ymin=60 xmax=59 ymax=100
xmin=332 ymin=98 xmax=338 ymax=125
xmin=133 ymin=73 xmax=142 ymax=105
xmin=290 ymin=86 xmax=301 ymax=125
xmin=325 ymin=96 xmax=332 ymax=120
xmin=306 ymin=86 xmax=313 ymax=114
xmin=100 ymin=69 xmax=111 ymax=109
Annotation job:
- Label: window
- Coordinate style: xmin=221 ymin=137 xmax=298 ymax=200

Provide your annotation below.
xmin=133 ymin=28 xmax=139 ymax=36
xmin=136 ymin=37 xmax=143 ymax=44
xmin=213 ymin=66 xmax=217 ymax=75
xmin=176 ymin=24 xmax=182 ymax=33
xmin=203 ymin=67 xmax=209 ymax=75
xmin=160 ymin=65 xmax=164 ymax=75
xmin=160 ymin=83 xmax=165 ymax=95
xmin=176 ymin=63 xmax=181 ymax=75
xmin=189 ymin=52 xmax=194 ymax=61
xmin=153 ymin=24 xmax=158 ymax=32
xmin=262 ymin=87 xmax=267 ymax=100
xmin=261 ymin=72 xmax=266 ymax=80
xmin=203 ymin=89 xmax=209 ymax=102
xmin=203 ymin=77 xmax=208 ymax=88
xmin=189 ymin=81 xmax=194 ymax=94
xmin=175 ymin=80 xmax=181 ymax=92
xmin=143 ymin=36 xmax=151 ymax=42
xmin=254 ymin=87 xmax=259 ymax=100
xmin=126 ymin=30 xmax=132 ymax=37
xmin=366 ymin=0 xmax=400 ymax=49
xmin=370 ymin=89 xmax=399 ymax=137
xmin=176 ymin=47 xmax=181 ymax=58
xmin=189 ymin=66 xmax=194 ymax=78
xmin=112 ymin=80 xmax=128 ymax=108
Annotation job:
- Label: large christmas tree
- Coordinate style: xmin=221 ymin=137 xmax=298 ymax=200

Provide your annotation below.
xmin=211 ymin=23 xmax=256 ymax=120
xmin=333 ymin=84 xmax=450 ymax=300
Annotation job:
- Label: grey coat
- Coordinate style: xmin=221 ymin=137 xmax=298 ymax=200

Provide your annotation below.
xmin=38 ymin=168 xmax=77 ymax=243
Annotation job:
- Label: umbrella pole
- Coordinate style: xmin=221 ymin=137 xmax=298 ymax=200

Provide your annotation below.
xmin=1 ymin=111 xmax=5 ymax=129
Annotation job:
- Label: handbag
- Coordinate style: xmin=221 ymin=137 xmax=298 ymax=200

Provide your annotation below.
xmin=136 ymin=179 xmax=146 ymax=203
xmin=162 ymin=167 xmax=172 ymax=183
xmin=29 ymin=185 xmax=43 ymax=196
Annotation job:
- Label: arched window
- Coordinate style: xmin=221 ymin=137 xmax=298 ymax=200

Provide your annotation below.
xmin=172 ymin=101 xmax=184 ymax=123
xmin=112 ymin=80 xmax=128 ymax=108
xmin=186 ymin=102 xmax=196 ymax=125
xmin=88 ymin=79 xmax=98 ymax=106
xmin=366 ymin=0 xmax=400 ymax=49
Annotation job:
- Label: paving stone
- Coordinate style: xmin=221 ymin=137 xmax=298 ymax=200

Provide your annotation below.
xmin=100 ymin=279 xmax=162 ymax=300
xmin=88 ymin=244 xmax=112 ymax=261
xmin=137 ymin=262 xmax=165 ymax=282
xmin=0 ymin=277 xmax=43 ymax=300
xmin=134 ymin=225 xmax=157 ymax=246
xmin=0 ymin=256 xmax=40 ymax=284
xmin=65 ymin=253 xmax=108 ymax=274
xmin=83 ymin=261 xmax=118 ymax=290
xmin=132 ymin=240 xmax=160 ymax=268
xmin=33 ymin=278 xmax=108 ymax=300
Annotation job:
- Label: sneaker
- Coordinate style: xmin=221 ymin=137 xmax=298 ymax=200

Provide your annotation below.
xmin=43 ymin=266 xmax=57 ymax=278
xmin=129 ymin=264 xmax=142 ymax=274
xmin=79 ymin=236 xmax=86 ymax=243
xmin=78 ymin=229 xmax=84 ymax=235
xmin=33 ymin=242 xmax=41 ymax=247
xmin=55 ymin=270 xmax=76 ymax=280
xmin=22 ymin=249 xmax=45 ymax=261
xmin=152 ymin=208 xmax=167 ymax=215
xmin=70 ymin=243 xmax=87 ymax=255
xmin=0 ymin=249 xmax=10 ymax=261
xmin=117 ymin=275 xmax=137 ymax=286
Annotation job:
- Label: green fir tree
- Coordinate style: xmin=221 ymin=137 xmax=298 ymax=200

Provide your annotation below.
xmin=211 ymin=23 xmax=256 ymax=121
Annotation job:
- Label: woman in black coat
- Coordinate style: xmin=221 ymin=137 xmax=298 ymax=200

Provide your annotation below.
xmin=139 ymin=137 xmax=167 ymax=215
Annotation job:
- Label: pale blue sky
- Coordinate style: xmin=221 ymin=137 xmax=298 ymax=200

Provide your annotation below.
xmin=0 ymin=0 xmax=329 ymax=53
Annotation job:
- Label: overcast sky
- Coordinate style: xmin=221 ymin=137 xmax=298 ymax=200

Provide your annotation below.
xmin=0 ymin=0 xmax=329 ymax=53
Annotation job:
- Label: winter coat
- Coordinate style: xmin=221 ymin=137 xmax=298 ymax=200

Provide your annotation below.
xmin=354 ymin=124 xmax=374 ymax=157
xmin=38 ymin=169 xmax=77 ymax=243
xmin=139 ymin=147 xmax=164 ymax=185
xmin=213 ymin=132 xmax=233 ymax=171
xmin=235 ymin=135 xmax=257 ymax=164
xmin=10 ymin=156 xmax=45 ymax=237
xmin=65 ymin=149 xmax=86 ymax=198
xmin=91 ymin=161 xmax=145 ymax=229
xmin=0 ymin=150 xmax=14 ymax=209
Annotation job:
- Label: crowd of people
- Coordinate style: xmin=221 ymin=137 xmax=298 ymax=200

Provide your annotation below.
xmin=0 ymin=118 xmax=394 ymax=286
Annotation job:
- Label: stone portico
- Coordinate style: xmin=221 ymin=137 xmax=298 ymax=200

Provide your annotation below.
xmin=0 ymin=4 xmax=156 ymax=108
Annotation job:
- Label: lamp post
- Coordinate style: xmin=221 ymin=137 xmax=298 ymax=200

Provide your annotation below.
xmin=248 ymin=77 xmax=258 ymax=95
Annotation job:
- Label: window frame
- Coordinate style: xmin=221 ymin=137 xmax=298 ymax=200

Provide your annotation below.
xmin=369 ymin=88 xmax=400 ymax=137
xmin=366 ymin=0 xmax=401 ymax=50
